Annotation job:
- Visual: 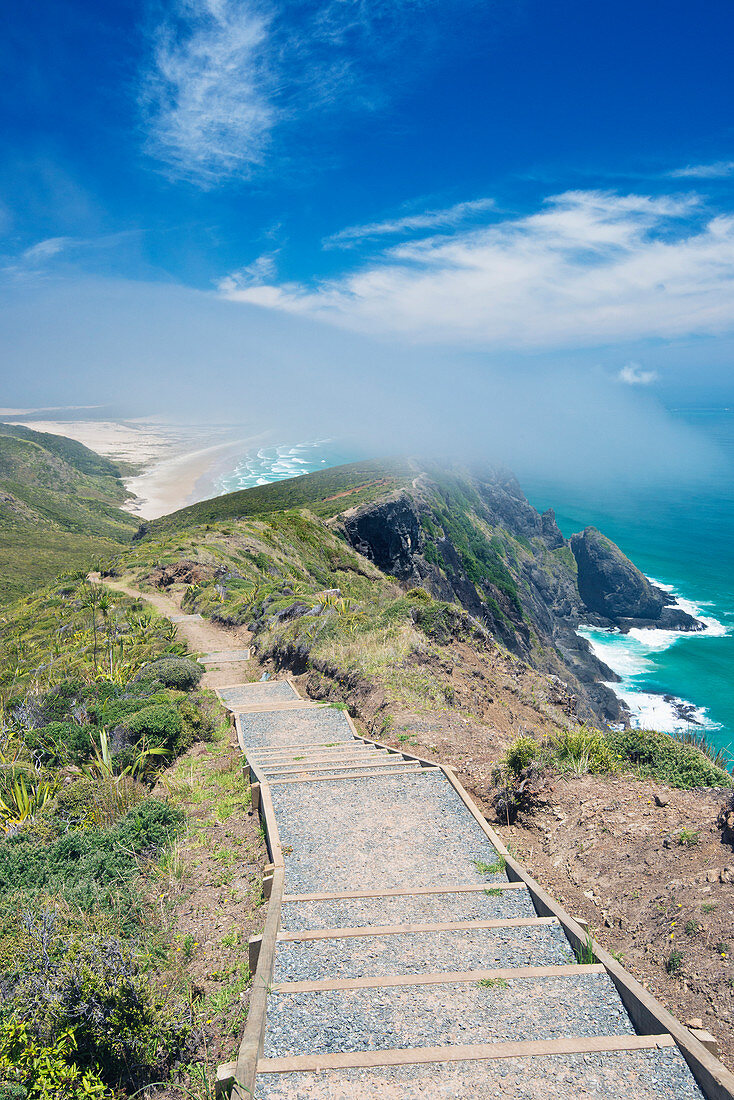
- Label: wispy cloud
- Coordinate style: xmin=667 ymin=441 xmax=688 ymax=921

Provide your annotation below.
xmin=140 ymin=0 xmax=476 ymax=187
xmin=140 ymin=1 xmax=276 ymax=187
xmin=618 ymin=362 xmax=659 ymax=385
xmin=323 ymin=198 xmax=496 ymax=248
xmin=21 ymin=236 xmax=76 ymax=263
xmin=668 ymin=160 xmax=734 ymax=179
xmin=220 ymin=188 xmax=734 ymax=351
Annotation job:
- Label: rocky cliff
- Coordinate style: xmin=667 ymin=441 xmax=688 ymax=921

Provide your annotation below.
xmin=340 ymin=466 xmax=702 ymax=725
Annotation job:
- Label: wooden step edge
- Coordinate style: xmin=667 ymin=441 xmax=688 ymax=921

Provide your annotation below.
xmin=250 ymin=745 xmax=386 ymax=759
xmin=255 ymin=1034 xmax=676 ymax=1074
xmin=276 ymin=916 xmax=559 ymax=941
xmin=232 ymin=701 xmax=319 ymax=713
xmin=268 ymin=766 xmax=442 ymax=786
xmin=271 ymin=963 xmax=607 ymax=994
xmin=244 ymin=741 xmax=358 ymax=755
xmin=216 ymin=680 xmax=299 ymax=695
xmin=282 ymin=882 xmax=528 ymax=902
xmin=263 ymin=759 xmax=422 ymax=776
xmin=260 ymin=754 xmax=398 ymax=772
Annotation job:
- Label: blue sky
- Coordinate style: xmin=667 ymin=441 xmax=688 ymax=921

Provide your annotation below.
xmin=2 ymin=0 xmax=734 ymax=456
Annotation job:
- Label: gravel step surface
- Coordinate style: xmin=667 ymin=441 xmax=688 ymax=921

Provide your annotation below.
xmin=279 ymin=888 xmax=537 ymax=931
xmin=255 ymin=1047 xmax=705 ymax=1099
xmin=238 ymin=706 xmax=355 ymax=749
xmin=263 ymin=972 xmax=634 ymax=1056
xmin=273 ymin=924 xmax=574 ymax=982
xmin=219 ymin=681 xmax=298 ymax=707
xmin=272 ymin=772 xmax=506 ymax=893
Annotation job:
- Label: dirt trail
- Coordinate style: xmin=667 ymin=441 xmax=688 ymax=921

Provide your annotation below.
xmin=99 ymin=576 xmax=254 ymax=688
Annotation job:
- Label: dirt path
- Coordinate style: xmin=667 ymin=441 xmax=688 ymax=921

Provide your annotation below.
xmin=98 ymin=576 xmax=254 ymax=689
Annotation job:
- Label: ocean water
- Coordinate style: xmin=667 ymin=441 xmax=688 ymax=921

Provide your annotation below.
xmin=214 ymin=418 xmax=734 ymax=753
xmin=214 ymin=439 xmax=363 ymax=493
xmin=521 ymin=408 xmax=734 ymax=753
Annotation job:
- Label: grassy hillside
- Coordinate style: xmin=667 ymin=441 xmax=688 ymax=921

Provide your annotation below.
xmin=139 ymin=458 xmax=415 ymax=534
xmin=0 ymin=423 xmax=139 ymax=602
xmin=0 ymin=574 xmax=262 ymax=1097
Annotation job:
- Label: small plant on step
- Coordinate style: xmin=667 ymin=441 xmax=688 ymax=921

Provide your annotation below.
xmin=474 ymin=855 xmax=506 ymax=876
xmin=478 ymin=977 xmax=508 ymax=989
xmin=574 ymin=934 xmax=596 ymax=964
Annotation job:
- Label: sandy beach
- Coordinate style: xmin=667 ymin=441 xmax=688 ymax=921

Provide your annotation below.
xmin=4 ymin=415 xmax=251 ymax=520
xmin=123 ymin=437 xmax=256 ymax=519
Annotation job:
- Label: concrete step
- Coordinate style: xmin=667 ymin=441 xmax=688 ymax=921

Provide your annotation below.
xmin=218 ymin=681 xmax=300 ymax=708
xmin=272 ymin=921 xmax=575 ymax=983
xmin=200 ymin=648 xmax=251 ymax=663
xmin=279 ymin=884 xmax=538 ymax=931
xmin=262 ymin=970 xmax=636 ymax=1057
xmin=253 ymin=1039 xmax=704 ymax=1100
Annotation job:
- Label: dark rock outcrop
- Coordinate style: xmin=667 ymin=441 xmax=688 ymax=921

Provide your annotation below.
xmin=343 ymin=493 xmax=423 ymax=580
xmin=570 ymin=527 xmax=701 ymax=632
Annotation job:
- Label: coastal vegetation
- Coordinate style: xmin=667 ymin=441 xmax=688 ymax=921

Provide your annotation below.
xmin=0 ymin=425 xmax=138 ymax=603
xmin=1 ymin=435 xmax=732 ymax=1090
xmin=0 ymin=574 xmax=258 ymax=1098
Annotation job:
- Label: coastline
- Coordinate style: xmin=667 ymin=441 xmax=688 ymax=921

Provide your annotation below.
xmin=123 ymin=437 xmax=258 ymax=520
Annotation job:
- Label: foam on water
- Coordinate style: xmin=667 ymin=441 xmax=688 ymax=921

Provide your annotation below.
xmin=214 ymin=439 xmax=356 ymax=494
xmin=579 ymin=581 xmax=728 ymax=732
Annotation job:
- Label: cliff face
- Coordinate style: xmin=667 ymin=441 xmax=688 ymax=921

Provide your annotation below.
xmin=339 ymin=466 xmax=701 ymax=725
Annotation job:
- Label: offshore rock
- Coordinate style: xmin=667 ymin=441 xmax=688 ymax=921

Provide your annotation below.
xmin=570 ymin=527 xmax=700 ymax=631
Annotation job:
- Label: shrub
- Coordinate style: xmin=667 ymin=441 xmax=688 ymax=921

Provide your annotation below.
xmin=405 ymin=587 xmax=431 ymax=602
xmin=607 ymin=727 xmax=731 ymax=789
xmin=0 ymin=800 xmax=184 ymax=909
xmin=553 ymin=727 xmax=619 ymax=775
xmin=15 ymin=936 xmax=190 ymax=1086
xmin=123 ymin=705 xmax=183 ymax=756
xmin=491 ymin=735 xmax=546 ymax=825
xmin=136 ymin=658 xmax=203 ymax=692
xmin=176 ymin=695 xmax=214 ymax=745
xmin=24 ymin=723 xmax=94 ymax=767
xmin=0 ymin=1019 xmax=110 ymax=1099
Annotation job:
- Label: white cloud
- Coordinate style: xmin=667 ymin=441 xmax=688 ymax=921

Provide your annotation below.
xmin=22 ymin=237 xmax=75 ymax=263
xmin=669 ymin=161 xmax=734 ymax=179
xmin=140 ymin=0 xmax=276 ymax=186
xmin=140 ymin=0 xmax=473 ymax=186
xmin=618 ymin=362 xmax=659 ymax=386
xmin=220 ymin=188 xmax=734 ymax=350
xmin=218 ymin=250 xmax=279 ymax=290
xmin=323 ymin=198 xmax=496 ymax=248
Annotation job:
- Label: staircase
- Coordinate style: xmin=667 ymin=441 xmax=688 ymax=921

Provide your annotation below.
xmin=211 ymin=677 xmax=733 ymax=1100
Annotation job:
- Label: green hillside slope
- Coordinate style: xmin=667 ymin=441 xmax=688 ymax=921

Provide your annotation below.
xmin=138 ymin=458 xmax=414 ymax=534
xmin=0 ymin=423 xmax=139 ymax=601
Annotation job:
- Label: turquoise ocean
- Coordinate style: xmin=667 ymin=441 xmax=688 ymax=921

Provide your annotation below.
xmin=215 ymin=416 xmax=734 ymax=755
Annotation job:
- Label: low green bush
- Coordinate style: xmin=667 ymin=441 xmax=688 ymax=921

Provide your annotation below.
xmin=607 ymin=727 xmax=731 ymax=789
xmin=553 ymin=727 xmax=619 ymax=775
xmin=0 ymin=800 xmax=184 ymax=909
xmin=137 ymin=657 xmax=203 ymax=692
xmin=124 ymin=704 xmax=183 ymax=755
xmin=24 ymin=722 xmax=94 ymax=767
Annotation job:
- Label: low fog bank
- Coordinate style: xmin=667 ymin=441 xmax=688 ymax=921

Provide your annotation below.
xmin=0 ymin=276 xmax=724 ymax=488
